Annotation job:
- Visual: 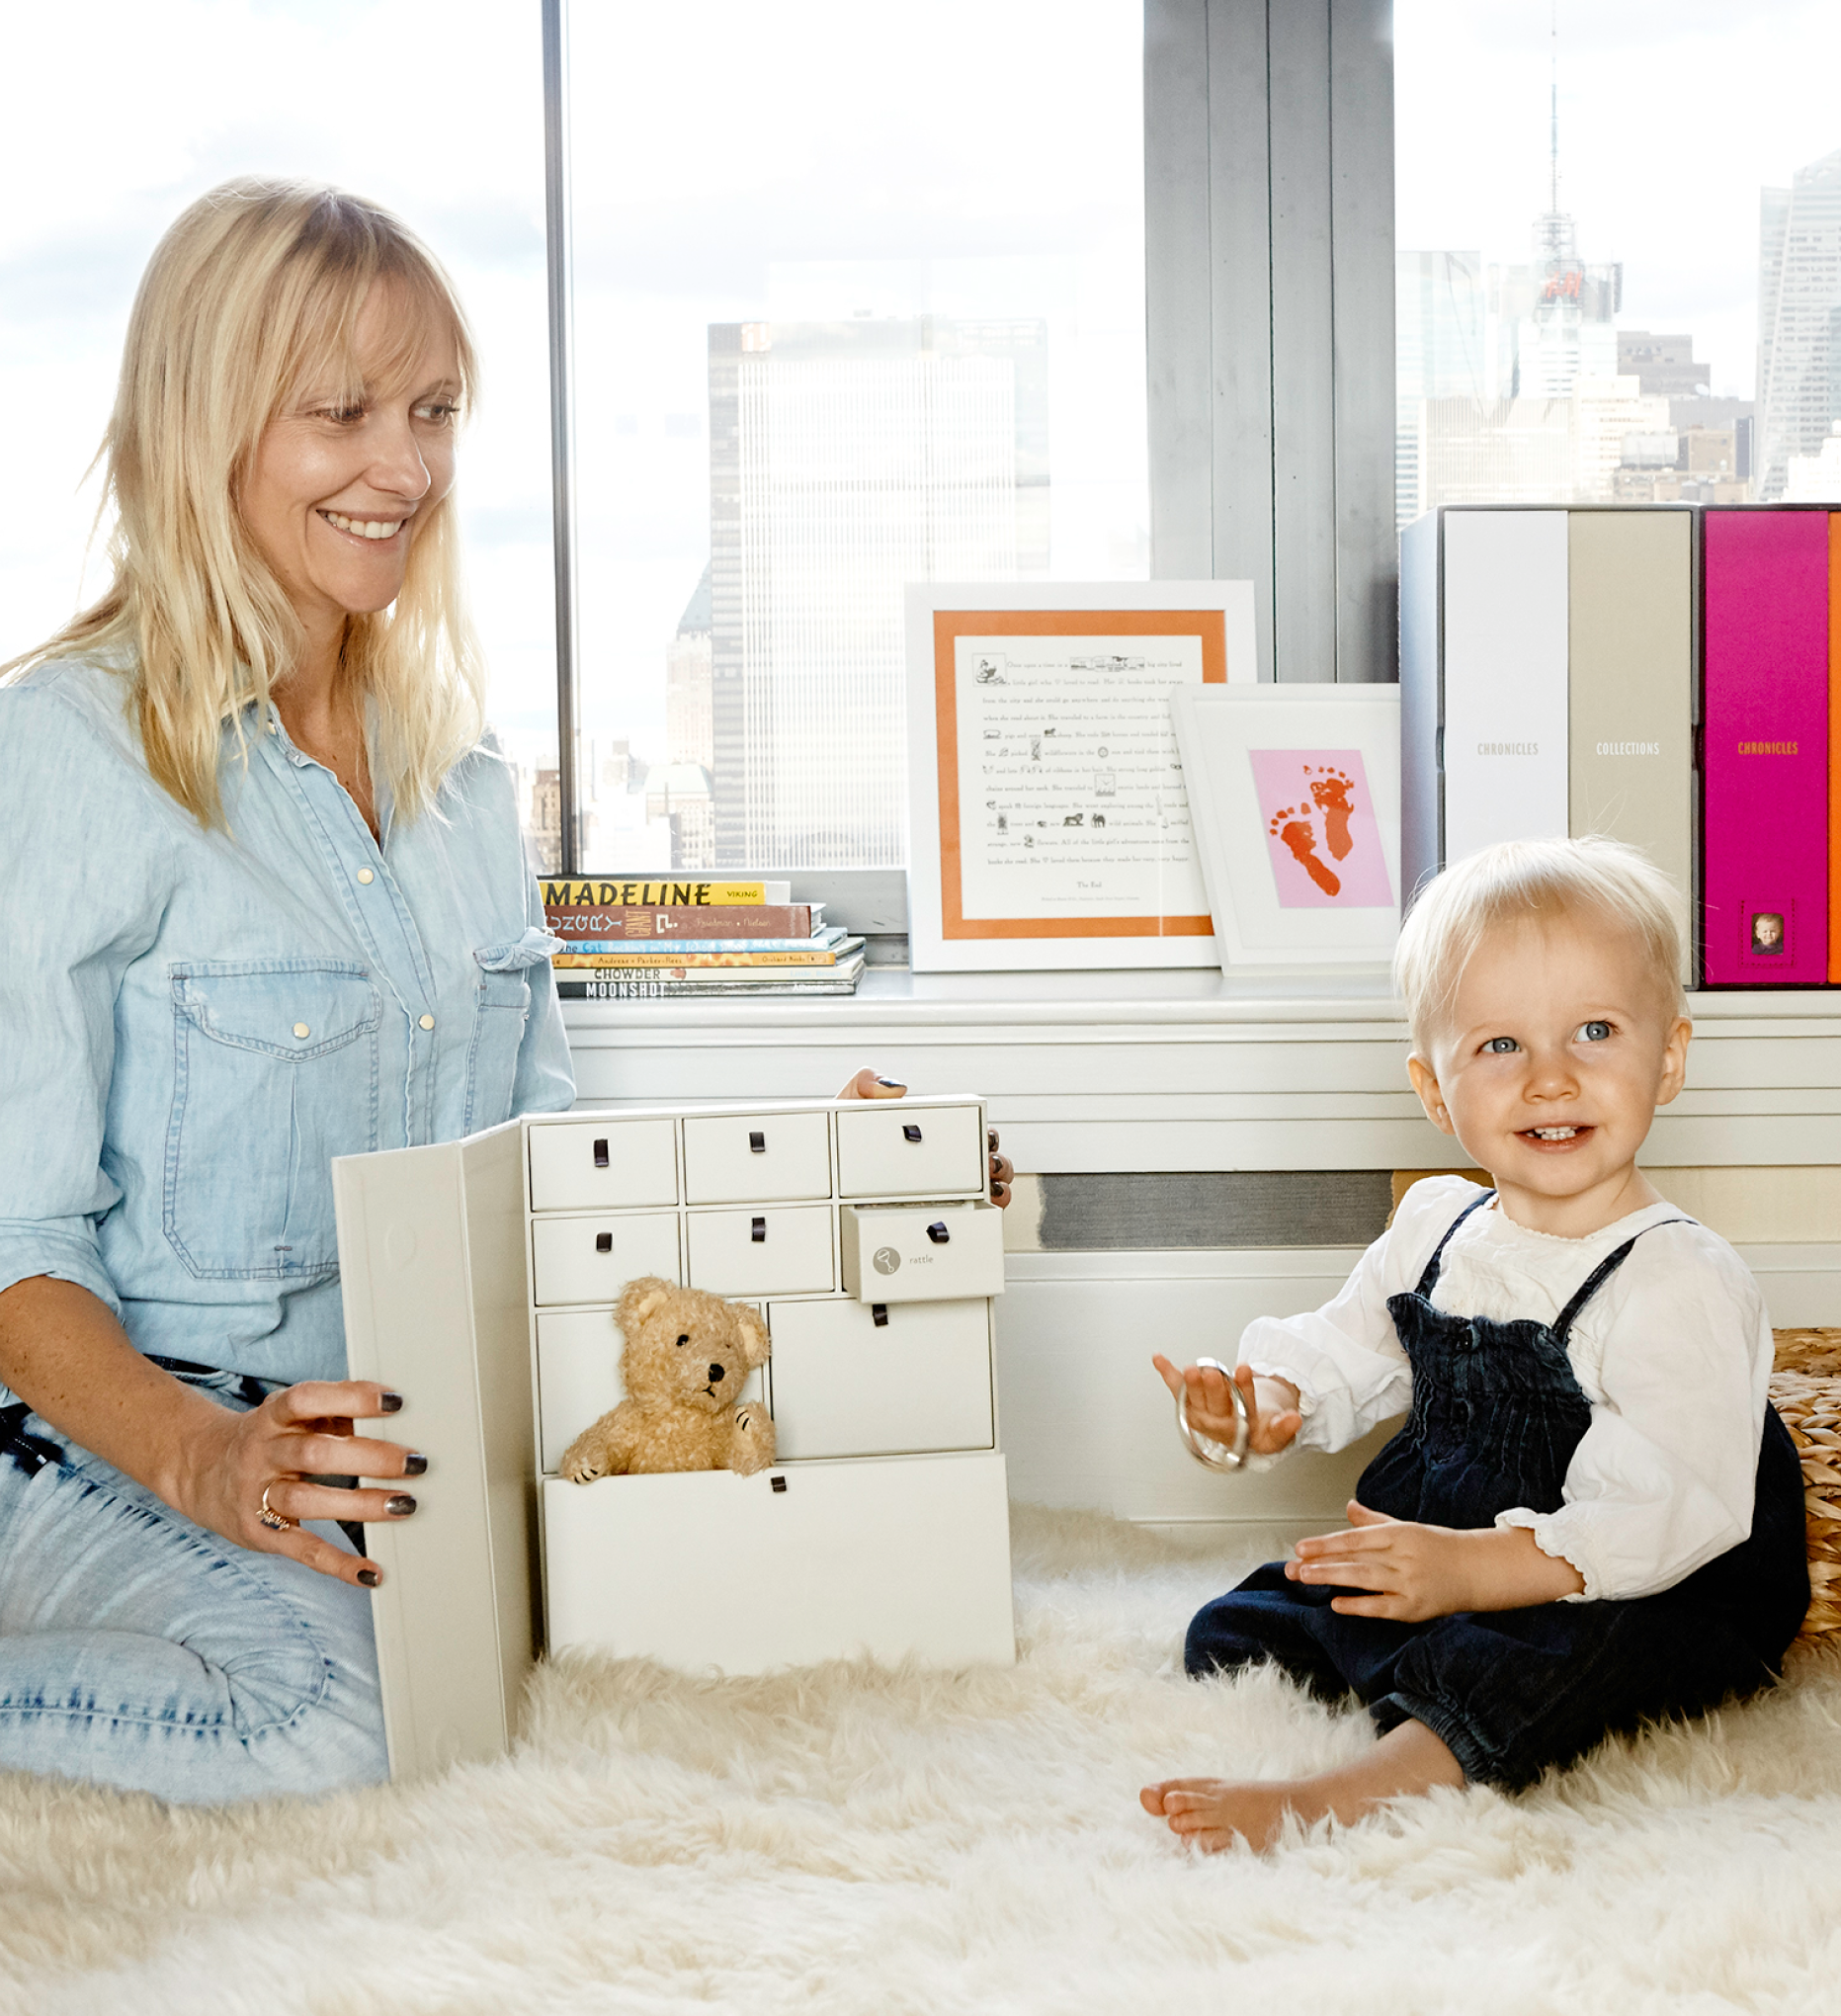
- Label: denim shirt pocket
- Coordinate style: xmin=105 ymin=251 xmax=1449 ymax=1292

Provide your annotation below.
xmin=164 ymin=960 xmax=381 ymax=1281
xmin=464 ymin=929 xmax=562 ymax=1134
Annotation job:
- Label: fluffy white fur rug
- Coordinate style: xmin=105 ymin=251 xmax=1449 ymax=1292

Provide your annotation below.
xmin=5 ymin=1506 xmax=1841 ymax=2015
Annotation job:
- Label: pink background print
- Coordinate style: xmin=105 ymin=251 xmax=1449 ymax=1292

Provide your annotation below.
xmin=1248 ymin=748 xmax=1395 ymax=909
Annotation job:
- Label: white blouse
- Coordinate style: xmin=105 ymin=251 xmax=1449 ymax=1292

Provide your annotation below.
xmin=1239 ymin=1176 xmax=1774 ymax=1603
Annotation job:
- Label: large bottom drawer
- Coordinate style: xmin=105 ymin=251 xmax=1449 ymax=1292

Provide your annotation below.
xmin=541 ymin=1451 xmax=1015 ymax=1673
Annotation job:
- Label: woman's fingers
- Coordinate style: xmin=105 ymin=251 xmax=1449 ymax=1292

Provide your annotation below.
xmin=268 ymin=1380 xmax=403 ymax=1425
xmin=258 ymin=1519 xmax=385 ymax=1588
xmin=837 ymin=1066 xmax=906 ymax=1100
xmin=258 ymin=1478 xmax=419 ymax=1528
xmin=291 ymin=1431 xmax=426 ymax=1480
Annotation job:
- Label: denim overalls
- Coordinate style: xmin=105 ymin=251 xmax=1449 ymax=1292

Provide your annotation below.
xmin=1186 ymin=1195 xmax=1811 ymax=1790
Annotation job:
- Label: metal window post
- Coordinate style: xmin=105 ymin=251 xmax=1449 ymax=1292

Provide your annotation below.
xmin=542 ymin=0 xmax=582 ymax=872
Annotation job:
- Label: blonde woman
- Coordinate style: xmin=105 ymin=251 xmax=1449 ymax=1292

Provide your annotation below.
xmin=0 ymin=181 xmax=575 ymax=1801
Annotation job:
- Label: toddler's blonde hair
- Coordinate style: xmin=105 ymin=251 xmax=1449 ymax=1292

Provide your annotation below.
xmin=2 ymin=177 xmax=484 ymax=829
xmin=1395 ymin=837 xmax=1688 ymax=1050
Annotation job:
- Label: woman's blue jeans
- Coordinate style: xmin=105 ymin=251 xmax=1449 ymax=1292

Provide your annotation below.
xmin=0 ymin=1398 xmax=388 ymax=1804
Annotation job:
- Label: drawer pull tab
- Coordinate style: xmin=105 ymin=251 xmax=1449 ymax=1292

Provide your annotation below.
xmin=595 ymin=1232 xmax=613 ymax=1253
xmin=592 ymin=1137 xmax=610 ymax=1169
xmin=749 ymin=1131 xmax=766 ymax=1152
xmin=902 ymin=1124 xmax=923 ymax=1142
xmin=770 ymin=1474 xmax=788 ymax=1493
xmin=751 ymin=1217 xmax=767 ymax=1243
xmin=926 ymin=1220 xmax=950 ymax=1244
xmin=872 ymin=1302 xmax=889 ymax=1327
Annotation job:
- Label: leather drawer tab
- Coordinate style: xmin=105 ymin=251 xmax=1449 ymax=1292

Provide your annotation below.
xmin=595 ymin=1231 xmax=613 ymax=1253
xmin=751 ymin=1217 xmax=766 ymax=1242
xmin=926 ymin=1221 xmax=950 ymax=1244
xmin=749 ymin=1131 xmax=766 ymax=1152
xmin=903 ymin=1124 xmax=923 ymax=1142
xmin=593 ymin=1137 xmax=609 ymax=1169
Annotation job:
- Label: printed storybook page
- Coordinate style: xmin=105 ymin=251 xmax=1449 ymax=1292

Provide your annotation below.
xmin=951 ymin=635 xmax=1210 ymax=926
xmin=1248 ymin=750 xmax=1395 ymax=910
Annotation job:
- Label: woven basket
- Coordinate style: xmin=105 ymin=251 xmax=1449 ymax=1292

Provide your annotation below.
xmin=1772 ymin=1328 xmax=1841 ymax=1647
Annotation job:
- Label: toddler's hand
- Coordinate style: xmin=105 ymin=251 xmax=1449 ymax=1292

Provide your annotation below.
xmin=1285 ymin=1501 xmax=1473 ymax=1620
xmin=1151 ymin=1356 xmax=1302 ymax=1457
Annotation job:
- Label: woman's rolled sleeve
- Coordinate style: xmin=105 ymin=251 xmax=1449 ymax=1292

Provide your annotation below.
xmin=0 ymin=684 xmax=169 ymax=1310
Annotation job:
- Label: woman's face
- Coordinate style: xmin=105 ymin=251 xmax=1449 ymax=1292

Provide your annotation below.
xmin=241 ymin=280 xmax=461 ymax=637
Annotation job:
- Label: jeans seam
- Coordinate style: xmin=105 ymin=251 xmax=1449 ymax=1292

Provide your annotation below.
xmin=18 ymin=1458 xmax=337 ymax=1741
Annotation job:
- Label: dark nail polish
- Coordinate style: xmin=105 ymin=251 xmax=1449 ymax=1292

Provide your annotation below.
xmin=402 ymin=1453 xmax=428 ymax=1475
xmin=379 ymin=1391 xmax=404 ymax=1413
xmin=358 ymin=1567 xmax=381 ymax=1587
xmin=877 ymin=1077 xmax=906 ymax=1090
xmin=386 ymin=1493 xmax=417 ymax=1517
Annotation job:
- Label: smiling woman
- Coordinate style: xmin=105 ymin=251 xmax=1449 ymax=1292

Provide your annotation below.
xmin=0 ymin=181 xmax=577 ymax=1804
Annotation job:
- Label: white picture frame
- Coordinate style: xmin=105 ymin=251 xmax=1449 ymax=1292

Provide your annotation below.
xmin=1169 ymin=684 xmax=1401 ymax=966
xmin=903 ymin=582 xmax=1258 ymax=971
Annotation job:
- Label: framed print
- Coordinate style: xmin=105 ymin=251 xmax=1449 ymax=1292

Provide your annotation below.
xmin=904 ymin=583 xmax=1257 ymax=971
xmin=1169 ymin=685 xmax=1401 ymax=966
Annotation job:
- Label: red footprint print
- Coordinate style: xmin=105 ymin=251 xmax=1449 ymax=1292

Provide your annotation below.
xmin=1268 ymin=805 xmax=1341 ymax=896
xmin=1307 ymin=767 xmax=1356 ymax=861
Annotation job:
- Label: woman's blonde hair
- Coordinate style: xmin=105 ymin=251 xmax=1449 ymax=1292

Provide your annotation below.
xmin=1395 ymin=836 xmax=1689 ymax=1050
xmin=3 ymin=177 xmax=485 ymax=826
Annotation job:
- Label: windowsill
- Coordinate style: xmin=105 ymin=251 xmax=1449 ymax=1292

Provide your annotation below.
xmin=558 ymin=964 xmax=1841 ymax=1036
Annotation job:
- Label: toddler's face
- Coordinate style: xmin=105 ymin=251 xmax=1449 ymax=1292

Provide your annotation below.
xmin=1408 ymin=915 xmax=1691 ymax=1232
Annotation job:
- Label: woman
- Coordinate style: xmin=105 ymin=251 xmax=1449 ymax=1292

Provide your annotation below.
xmin=0 ymin=180 xmax=580 ymax=1803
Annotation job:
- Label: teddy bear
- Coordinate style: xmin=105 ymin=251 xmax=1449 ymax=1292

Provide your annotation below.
xmin=558 ymin=1274 xmax=776 ymax=1481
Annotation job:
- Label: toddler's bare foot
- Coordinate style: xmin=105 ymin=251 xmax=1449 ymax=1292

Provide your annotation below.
xmin=1140 ymin=1718 xmax=1465 ymax=1853
xmin=1139 ymin=1776 xmax=1307 ymax=1852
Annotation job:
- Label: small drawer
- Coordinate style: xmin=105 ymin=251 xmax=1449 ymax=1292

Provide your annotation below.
xmin=685 ymin=1205 xmax=836 ymax=1297
xmin=531 ymin=1212 xmax=681 ymax=1306
xmin=528 ymin=1119 xmax=678 ymax=1213
xmin=682 ymin=1111 xmax=832 ymax=1204
xmin=536 ymin=1305 xmax=761 ymax=1473
xmin=839 ymin=1201 xmax=1005 ymax=1302
xmin=541 ymin=1454 xmax=1016 ymax=1672
xmin=765 ymin=1297 xmax=993 ymax=1460
xmin=835 ymin=1102 xmax=984 ymax=1199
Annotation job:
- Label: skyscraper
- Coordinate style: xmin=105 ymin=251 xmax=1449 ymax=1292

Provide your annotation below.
xmin=708 ymin=315 xmax=1048 ymax=868
xmin=666 ymin=564 xmax=712 ymax=772
xmin=1395 ymin=251 xmax=1486 ymax=525
xmin=1757 ymin=148 xmax=1841 ymax=502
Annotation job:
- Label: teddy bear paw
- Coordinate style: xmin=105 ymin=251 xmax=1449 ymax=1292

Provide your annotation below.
xmin=559 ymin=1445 xmax=608 ymax=1484
xmin=728 ymin=1405 xmax=776 ymax=1476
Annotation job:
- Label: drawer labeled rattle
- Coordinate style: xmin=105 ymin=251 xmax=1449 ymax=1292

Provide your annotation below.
xmin=839 ymin=1200 xmax=1005 ymax=1302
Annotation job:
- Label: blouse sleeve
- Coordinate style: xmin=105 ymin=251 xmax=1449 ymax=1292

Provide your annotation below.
xmin=0 ymin=683 xmax=172 ymax=1315
xmin=1233 ymin=1178 xmax=1472 ymax=1457
xmin=1495 ymin=1224 xmax=1770 ymax=1602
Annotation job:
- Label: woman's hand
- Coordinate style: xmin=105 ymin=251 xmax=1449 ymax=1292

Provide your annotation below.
xmin=836 ymin=1067 xmax=1014 ymax=1206
xmin=1285 ymin=1501 xmax=1585 ymax=1620
xmin=1151 ymin=1356 xmax=1302 ymax=1457
xmin=171 ymin=1380 xmax=423 ymax=1589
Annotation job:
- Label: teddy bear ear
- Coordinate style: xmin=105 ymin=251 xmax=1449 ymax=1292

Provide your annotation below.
xmin=735 ymin=1307 xmax=770 ymax=1368
xmin=618 ymin=1276 xmax=672 ymax=1333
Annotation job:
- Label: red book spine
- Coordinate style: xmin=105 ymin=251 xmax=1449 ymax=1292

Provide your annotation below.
xmin=1702 ymin=510 xmax=1830 ymax=984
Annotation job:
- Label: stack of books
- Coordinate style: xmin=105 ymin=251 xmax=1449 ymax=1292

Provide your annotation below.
xmin=1400 ymin=502 xmax=1841 ymax=988
xmin=542 ymin=879 xmax=867 ymax=1000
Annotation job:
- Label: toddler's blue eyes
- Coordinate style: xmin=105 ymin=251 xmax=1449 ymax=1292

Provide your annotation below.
xmin=1483 ymin=1037 xmax=1518 ymax=1053
xmin=1578 ymin=1021 xmax=1612 ymax=1043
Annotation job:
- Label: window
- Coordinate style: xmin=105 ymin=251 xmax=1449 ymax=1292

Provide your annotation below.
xmin=1395 ymin=0 xmax=1841 ymax=521
xmin=0 ymin=0 xmax=555 ymax=848
xmin=556 ymin=0 xmax=1149 ymax=875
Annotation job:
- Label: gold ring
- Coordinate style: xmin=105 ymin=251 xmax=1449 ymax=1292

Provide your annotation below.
xmin=257 ymin=1483 xmax=294 ymax=1532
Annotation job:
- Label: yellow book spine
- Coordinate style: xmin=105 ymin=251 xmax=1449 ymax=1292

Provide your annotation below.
xmin=541 ymin=879 xmax=769 ymax=908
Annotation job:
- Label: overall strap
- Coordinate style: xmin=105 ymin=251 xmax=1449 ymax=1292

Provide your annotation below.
xmin=1412 ymin=1190 xmax=1498 ymax=1300
xmin=1550 ymin=1218 xmax=1694 ymax=1344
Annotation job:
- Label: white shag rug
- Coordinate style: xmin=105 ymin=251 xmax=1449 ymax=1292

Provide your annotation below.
xmin=5 ymin=1505 xmax=1841 ymax=2016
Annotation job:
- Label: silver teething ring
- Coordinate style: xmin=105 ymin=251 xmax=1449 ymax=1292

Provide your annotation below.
xmin=257 ymin=1483 xmax=294 ymax=1532
xmin=1176 ymin=1357 xmax=1251 ymax=1472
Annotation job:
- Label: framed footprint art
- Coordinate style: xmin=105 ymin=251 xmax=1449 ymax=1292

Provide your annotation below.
xmin=1169 ymin=685 xmax=1402 ymax=966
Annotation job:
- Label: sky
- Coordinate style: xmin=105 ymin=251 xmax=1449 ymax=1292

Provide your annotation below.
xmin=5 ymin=2 xmax=1841 ymax=781
xmin=1396 ymin=0 xmax=1841 ymax=400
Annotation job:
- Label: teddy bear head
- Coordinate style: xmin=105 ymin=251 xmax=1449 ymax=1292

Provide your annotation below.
xmin=615 ymin=1275 xmax=769 ymax=1415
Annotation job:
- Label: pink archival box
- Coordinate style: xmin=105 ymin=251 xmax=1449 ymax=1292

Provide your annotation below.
xmin=1703 ymin=511 xmax=1830 ymax=984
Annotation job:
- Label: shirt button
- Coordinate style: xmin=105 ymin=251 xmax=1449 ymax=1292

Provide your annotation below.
xmin=357 ymin=869 xmax=375 ymax=884
xmin=293 ymin=1023 xmax=310 ymax=1040
xmin=419 ymin=1014 xmax=436 ymax=1030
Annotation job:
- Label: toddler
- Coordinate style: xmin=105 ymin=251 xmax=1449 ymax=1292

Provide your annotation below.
xmin=1141 ymin=837 xmax=1809 ymax=1851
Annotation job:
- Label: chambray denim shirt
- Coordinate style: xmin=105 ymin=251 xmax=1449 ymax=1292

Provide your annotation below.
xmin=0 ymin=656 xmax=575 ymax=1391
